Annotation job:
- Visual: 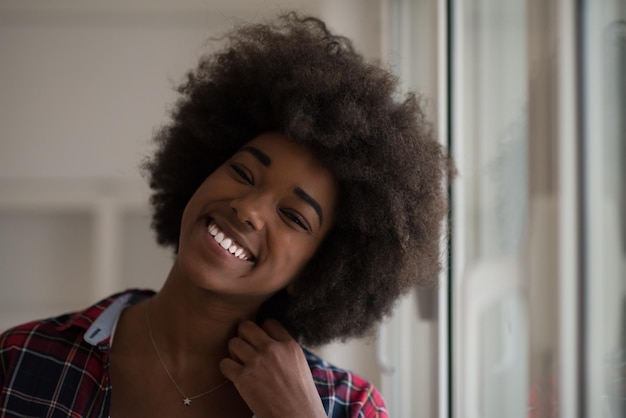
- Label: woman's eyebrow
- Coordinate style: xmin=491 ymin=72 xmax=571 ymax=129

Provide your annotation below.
xmin=294 ymin=187 xmax=323 ymax=226
xmin=240 ymin=146 xmax=271 ymax=167
xmin=239 ymin=145 xmax=323 ymax=226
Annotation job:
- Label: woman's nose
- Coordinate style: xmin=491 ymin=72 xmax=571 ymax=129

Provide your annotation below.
xmin=230 ymin=191 xmax=270 ymax=231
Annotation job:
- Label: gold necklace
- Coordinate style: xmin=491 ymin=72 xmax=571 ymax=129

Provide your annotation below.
xmin=145 ymin=300 xmax=229 ymax=406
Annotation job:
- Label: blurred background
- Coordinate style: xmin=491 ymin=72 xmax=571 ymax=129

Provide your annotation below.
xmin=0 ymin=0 xmax=624 ymax=417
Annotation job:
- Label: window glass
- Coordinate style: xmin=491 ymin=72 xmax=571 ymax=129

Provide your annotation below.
xmin=583 ymin=2 xmax=626 ymax=417
xmin=452 ymin=1 xmax=529 ymax=417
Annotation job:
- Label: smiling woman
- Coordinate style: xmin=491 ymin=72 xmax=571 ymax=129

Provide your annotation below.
xmin=175 ymin=132 xmax=339 ymax=306
xmin=0 ymin=12 xmax=451 ymax=418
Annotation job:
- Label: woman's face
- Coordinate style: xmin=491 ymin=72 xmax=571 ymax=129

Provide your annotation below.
xmin=176 ymin=132 xmax=338 ymax=305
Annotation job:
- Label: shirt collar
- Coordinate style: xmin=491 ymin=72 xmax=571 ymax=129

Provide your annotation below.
xmin=55 ymin=289 xmax=154 ymax=347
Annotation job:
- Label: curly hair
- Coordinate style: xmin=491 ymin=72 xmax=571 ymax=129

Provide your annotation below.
xmin=144 ymin=12 xmax=451 ymax=346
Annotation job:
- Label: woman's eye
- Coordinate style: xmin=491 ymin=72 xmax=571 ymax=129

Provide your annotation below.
xmin=281 ymin=210 xmax=311 ymax=233
xmin=230 ymin=164 xmax=254 ymax=185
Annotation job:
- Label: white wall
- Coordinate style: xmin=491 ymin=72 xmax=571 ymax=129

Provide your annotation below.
xmin=0 ymin=0 xmax=382 ymax=181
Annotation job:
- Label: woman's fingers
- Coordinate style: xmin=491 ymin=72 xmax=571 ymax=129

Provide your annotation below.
xmin=227 ymin=336 xmax=257 ymax=363
xmin=226 ymin=320 xmax=290 ymax=366
xmin=219 ymin=357 xmax=243 ymax=380
xmin=261 ymin=319 xmax=293 ymax=342
xmin=235 ymin=320 xmax=273 ymax=348
xmin=220 ymin=319 xmax=326 ymax=418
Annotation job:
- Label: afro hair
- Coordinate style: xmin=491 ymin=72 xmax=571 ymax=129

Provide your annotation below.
xmin=144 ymin=12 xmax=451 ymax=346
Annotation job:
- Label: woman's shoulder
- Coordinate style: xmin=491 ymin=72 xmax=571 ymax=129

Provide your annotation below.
xmin=0 ymin=289 xmax=154 ymax=355
xmin=302 ymin=347 xmax=375 ymax=388
xmin=0 ymin=311 xmax=79 ymax=354
xmin=0 ymin=308 xmax=89 ymax=385
xmin=302 ymin=347 xmax=388 ymax=417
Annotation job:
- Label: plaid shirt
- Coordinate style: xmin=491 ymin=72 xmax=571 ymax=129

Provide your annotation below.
xmin=0 ymin=290 xmax=388 ymax=418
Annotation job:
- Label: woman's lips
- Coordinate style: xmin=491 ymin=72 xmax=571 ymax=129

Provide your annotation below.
xmin=207 ymin=220 xmax=255 ymax=261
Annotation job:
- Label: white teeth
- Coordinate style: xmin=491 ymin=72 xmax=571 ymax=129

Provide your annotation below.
xmin=208 ymin=222 xmax=251 ymax=261
xmin=220 ymin=238 xmax=232 ymax=249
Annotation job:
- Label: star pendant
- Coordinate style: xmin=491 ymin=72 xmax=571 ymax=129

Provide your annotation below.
xmin=183 ymin=398 xmax=192 ymax=406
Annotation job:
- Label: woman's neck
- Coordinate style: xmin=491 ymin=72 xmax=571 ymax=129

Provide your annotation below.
xmin=146 ymin=264 xmax=260 ymax=372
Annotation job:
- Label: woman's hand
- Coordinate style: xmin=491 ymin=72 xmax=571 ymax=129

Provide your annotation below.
xmin=219 ymin=319 xmax=327 ymax=418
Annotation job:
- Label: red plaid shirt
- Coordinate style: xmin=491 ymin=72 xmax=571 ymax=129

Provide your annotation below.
xmin=0 ymin=290 xmax=387 ymax=417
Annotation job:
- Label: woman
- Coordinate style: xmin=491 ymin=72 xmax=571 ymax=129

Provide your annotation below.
xmin=0 ymin=13 xmax=450 ymax=417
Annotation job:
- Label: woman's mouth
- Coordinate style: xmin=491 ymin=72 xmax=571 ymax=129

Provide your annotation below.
xmin=207 ymin=221 xmax=254 ymax=261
